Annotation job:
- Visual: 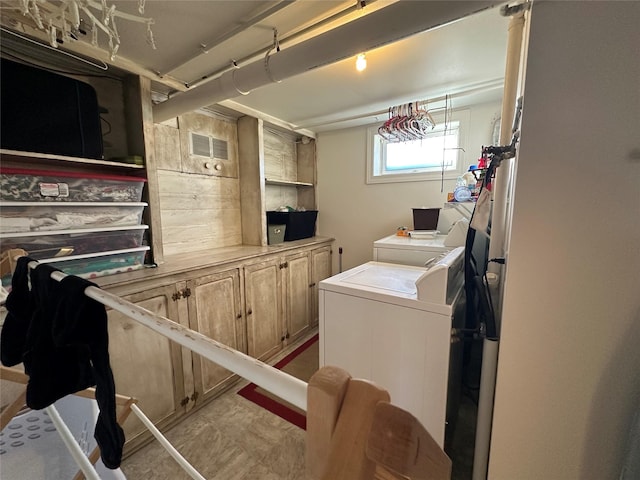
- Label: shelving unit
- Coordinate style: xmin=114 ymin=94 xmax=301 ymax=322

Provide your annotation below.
xmin=237 ymin=117 xmax=317 ymax=247
xmin=0 ymin=149 xmax=145 ymax=172
xmin=444 ymin=201 xmax=476 ymax=221
xmin=0 ymin=149 xmax=151 ymax=285
xmin=265 ymin=179 xmax=314 ymax=187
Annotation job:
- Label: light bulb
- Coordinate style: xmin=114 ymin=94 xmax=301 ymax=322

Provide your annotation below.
xmin=355 ymin=53 xmax=367 ymax=72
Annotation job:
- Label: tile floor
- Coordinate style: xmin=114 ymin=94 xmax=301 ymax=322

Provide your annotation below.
xmin=120 ymin=330 xmax=481 ymax=480
xmin=120 ymin=332 xmax=317 ymax=480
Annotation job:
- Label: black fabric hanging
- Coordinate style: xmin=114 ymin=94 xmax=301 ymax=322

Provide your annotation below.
xmin=1 ymin=256 xmax=125 ymax=469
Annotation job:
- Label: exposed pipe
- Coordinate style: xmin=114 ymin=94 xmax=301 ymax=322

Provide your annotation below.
xmin=153 ymin=1 xmax=497 ymax=123
xmin=472 ymin=338 xmax=499 ymax=480
xmin=472 ymin=6 xmax=528 ymax=480
xmin=161 ymin=0 xmax=296 ymax=80
xmin=486 ymin=9 xmax=527 ymax=325
xmin=295 ymin=78 xmax=504 ymax=130
xmin=184 ymin=0 xmax=382 ymax=90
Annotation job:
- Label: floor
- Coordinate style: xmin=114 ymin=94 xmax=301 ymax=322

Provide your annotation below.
xmin=120 ymin=332 xmax=316 ymax=480
xmin=120 ymin=330 xmax=481 ymax=480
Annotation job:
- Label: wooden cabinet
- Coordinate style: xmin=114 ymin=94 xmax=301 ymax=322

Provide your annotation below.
xmin=243 ymin=245 xmax=332 ymax=357
xmin=187 ymin=268 xmax=245 ymax=405
xmin=102 ymin=239 xmax=332 ymax=454
xmin=106 ymin=268 xmax=246 ymax=453
xmin=106 ymin=283 xmax=187 ymax=453
xmin=243 ymin=258 xmax=284 ymax=361
xmin=310 ymin=245 xmax=333 ymax=327
xmin=282 ymin=251 xmax=312 ymax=343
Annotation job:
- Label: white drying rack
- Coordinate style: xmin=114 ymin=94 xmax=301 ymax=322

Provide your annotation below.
xmin=2 ymin=261 xmax=309 ymax=479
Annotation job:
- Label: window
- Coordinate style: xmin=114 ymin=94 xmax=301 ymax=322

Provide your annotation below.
xmin=366 ymin=109 xmax=469 ymax=184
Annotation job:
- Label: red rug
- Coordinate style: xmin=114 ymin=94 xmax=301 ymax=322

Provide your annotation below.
xmin=237 ymin=334 xmax=318 ymax=430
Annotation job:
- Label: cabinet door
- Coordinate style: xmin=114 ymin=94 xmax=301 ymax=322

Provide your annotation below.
xmin=244 ymin=259 xmax=283 ymax=361
xmin=106 ymin=284 xmax=186 ymax=452
xmin=188 ymin=268 xmax=244 ymax=404
xmin=283 ymin=251 xmax=311 ymax=343
xmin=310 ymin=246 xmax=332 ymax=327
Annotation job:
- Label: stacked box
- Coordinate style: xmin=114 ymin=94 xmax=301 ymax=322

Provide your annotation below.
xmin=41 ymin=247 xmax=150 ymax=279
xmin=0 ymin=166 xmax=149 ymax=285
xmin=1 ymin=226 xmax=148 ymax=260
xmin=0 ymin=202 xmax=147 ymax=233
xmin=1 ymin=168 xmax=145 ymax=202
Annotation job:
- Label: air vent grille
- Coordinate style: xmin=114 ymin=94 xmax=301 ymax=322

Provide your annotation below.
xmin=212 ymin=138 xmax=228 ymax=160
xmin=190 ymin=132 xmax=228 ymax=160
xmin=190 ymin=133 xmax=211 ymax=157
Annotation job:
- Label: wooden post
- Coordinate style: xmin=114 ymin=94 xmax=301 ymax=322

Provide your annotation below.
xmin=320 ymin=378 xmax=390 ymax=480
xmin=306 ymin=366 xmax=352 ymax=479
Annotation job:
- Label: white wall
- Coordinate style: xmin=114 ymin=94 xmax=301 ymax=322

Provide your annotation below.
xmin=316 ymin=100 xmax=501 ymax=273
xmin=490 ymin=2 xmax=640 ymax=479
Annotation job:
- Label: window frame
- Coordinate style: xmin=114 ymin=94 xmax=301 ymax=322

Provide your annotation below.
xmin=366 ymin=108 xmax=470 ymax=184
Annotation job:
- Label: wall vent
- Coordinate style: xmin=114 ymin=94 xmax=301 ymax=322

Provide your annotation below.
xmin=212 ymin=138 xmax=228 ymax=160
xmin=190 ymin=132 xmax=228 ymax=160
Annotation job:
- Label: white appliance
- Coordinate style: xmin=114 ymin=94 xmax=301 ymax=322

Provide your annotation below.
xmin=318 ymin=247 xmax=465 ymax=447
xmin=373 ymin=234 xmax=452 ymax=266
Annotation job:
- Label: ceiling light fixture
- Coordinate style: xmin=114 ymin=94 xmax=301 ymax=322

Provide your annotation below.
xmin=356 ymin=53 xmax=367 ymax=72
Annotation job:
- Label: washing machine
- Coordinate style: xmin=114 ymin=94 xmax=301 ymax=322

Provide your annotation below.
xmin=318 ymin=247 xmax=465 ymax=448
xmin=372 ymin=218 xmax=468 ymax=267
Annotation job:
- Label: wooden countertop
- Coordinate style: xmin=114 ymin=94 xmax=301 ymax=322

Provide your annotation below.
xmin=95 ymin=236 xmax=334 ymax=290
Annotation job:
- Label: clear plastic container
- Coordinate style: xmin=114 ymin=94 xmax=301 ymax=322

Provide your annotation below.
xmin=0 ymin=202 xmax=147 ymax=233
xmin=40 ymin=247 xmax=150 ymax=279
xmin=0 ymin=225 xmax=148 ymax=259
xmin=1 ymin=167 xmax=146 ymax=202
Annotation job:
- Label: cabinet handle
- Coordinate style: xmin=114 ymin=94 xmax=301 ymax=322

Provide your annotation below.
xmin=247 ymin=309 xmax=252 ymax=315
xmin=280 ymin=335 xmax=285 ymax=342
xmin=182 ymin=287 xmax=191 ymax=298
xmin=172 ymin=292 xmax=181 ymax=301
xmin=309 ymin=282 xmax=316 ymax=288
xmin=191 ymin=391 xmax=200 ymax=402
xmin=180 ymin=396 xmax=189 ymax=407
xmin=236 ymin=313 xmax=242 ymax=319
xmin=285 ymin=332 xmax=290 ymax=339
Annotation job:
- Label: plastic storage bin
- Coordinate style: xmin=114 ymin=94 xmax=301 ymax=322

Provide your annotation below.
xmin=412 ymin=208 xmax=441 ymax=231
xmin=0 ymin=202 xmax=147 ymax=233
xmin=1 ymin=167 xmax=145 ymax=202
xmin=0 ymin=225 xmax=148 ymax=259
xmin=40 ymin=247 xmax=150 ymax=279
xmin=266 ymin=211 xmax=318 ymax=241
xmin=267 ymin=224 xmax=286 ymax=245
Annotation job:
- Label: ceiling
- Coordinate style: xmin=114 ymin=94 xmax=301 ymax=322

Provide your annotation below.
xmin=0 ymin=0 xmax=510 ymax=134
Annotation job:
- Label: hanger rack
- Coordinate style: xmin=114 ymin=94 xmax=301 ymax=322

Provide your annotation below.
xmin=377 ymin=101 xmax=436 ymax=143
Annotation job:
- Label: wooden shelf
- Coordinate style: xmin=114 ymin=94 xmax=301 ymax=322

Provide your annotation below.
xmin=0 ymin=149 xmax=145 ymax=171
xmin=265 ymin=179 xmax=314 ymax=187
